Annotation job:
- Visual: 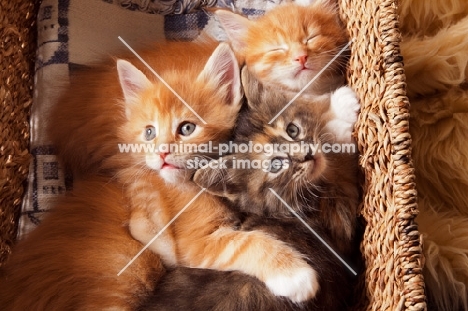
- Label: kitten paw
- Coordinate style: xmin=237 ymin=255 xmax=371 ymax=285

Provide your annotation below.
xmin=265 ymin=266 xmax=319 ymax=303
xmin=130 ymin=213 xmax=178 ymax=267
xmin=331 ymin=86 xmax=360 ymax=123
xmin=327 ymin=86 xmax=360 ymax=142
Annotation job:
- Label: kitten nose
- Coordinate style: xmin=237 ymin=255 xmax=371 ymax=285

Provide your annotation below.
xmin=304 ymin=151 xmax=314 ymax=162
xmin=160 ymin=152 xmax=169 ymax=160
xmin=295 ymin=55 xmax=308 ymax=66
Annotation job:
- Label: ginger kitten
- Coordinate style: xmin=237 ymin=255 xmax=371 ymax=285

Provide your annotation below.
xmin=0 ymin=41 xmax=233 ymax=310
xmin=215 ymin=0 xmax=349 ymax=95
xmin=117 ymin=43 xmax=320 ymax=303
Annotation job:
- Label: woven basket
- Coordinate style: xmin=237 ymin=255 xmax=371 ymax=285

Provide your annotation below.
xmin=0 ymin=0 xmax=36 ymax=266
xmin=0 ymin=0 xmax=426 ymax=310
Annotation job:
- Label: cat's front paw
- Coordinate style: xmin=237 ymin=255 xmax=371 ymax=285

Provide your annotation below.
xmin=130 ymin=212 xmax=178 ymax=267
xmin=331 ymin=86 xmax=360 ymax=123
xmin=265 ymin=266 xmax=319 ymax=303
xmin=326 ymin=86 xmax=360 ymax=142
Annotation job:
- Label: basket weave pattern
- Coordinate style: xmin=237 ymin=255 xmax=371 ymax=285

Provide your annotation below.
xmin=340 ymin=0 xmax=426 ymax=310
xmin=0 ymin=0 xmax=36 ymax=267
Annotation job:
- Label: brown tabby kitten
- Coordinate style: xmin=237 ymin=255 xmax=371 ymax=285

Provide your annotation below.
xmin=215 ymin=0 xmax=349 ymax=95
xmin=139 ymin=68 xmax=361 ymax=310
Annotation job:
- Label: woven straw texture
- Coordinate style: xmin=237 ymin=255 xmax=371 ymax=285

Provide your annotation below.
xmin=340 ymin=0 xmax=426 ymax=310
xmin=0 ymin=0 xmax=426 ymax=310
xmin=0 ymin=0 xmax=36 ymax=267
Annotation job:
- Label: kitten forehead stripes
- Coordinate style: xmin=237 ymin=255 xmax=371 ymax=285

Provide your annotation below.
xmin=118 ymin=36 xmax=208 ymax=124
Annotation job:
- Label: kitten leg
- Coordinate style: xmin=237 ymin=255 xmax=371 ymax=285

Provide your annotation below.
xmin=179 ymin=227 xmax=320 ymax=303
xmin=129 ymin=208 xmax=178 ymax=267
xmin=325 ymin=86 xmax=360 ymax=142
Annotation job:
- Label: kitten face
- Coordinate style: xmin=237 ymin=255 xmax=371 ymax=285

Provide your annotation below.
xmin=117 ymin=43 xmax=243 ymax=184
xmin=194 ymin=68 xmax=345 ymax=215
xmin=216 ymin=2 xmax=349 ymax=93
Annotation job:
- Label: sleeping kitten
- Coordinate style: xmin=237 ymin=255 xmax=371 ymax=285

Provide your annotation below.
xmin=215 ymin=0 xmax=349 ymax=96
xmin=117 ymin=43 xmax=320 ymax=303
xmin=139 ymin=68 xmax=361 ymax=310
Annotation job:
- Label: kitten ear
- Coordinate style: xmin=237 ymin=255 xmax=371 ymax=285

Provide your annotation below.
xmin=193 ymin=155 xmax=242 ymax=200
xmin=215 ymin=10 xmax=250 ymax=52
xmin=116 ymin=59 xmax=152 ymax=117
xmin=197 ymin=43 xmax=243 ymax=109
xmin=240 ymin=66 xmax=264 ymax=110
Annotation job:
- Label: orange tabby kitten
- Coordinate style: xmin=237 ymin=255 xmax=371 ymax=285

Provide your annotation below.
xmin=116 ymin=43 xmax=319 ymax=302
xmin=215 ymin=0 xmax=349 ymax=96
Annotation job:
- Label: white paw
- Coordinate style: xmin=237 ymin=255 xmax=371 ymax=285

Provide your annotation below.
xmin=150 ymin=235 xmax=178 ymax=267
xmin=330 ymin=86 xmax=360 ymax=125
xmin=326 ymin=86 xmax=360 ymax=142
xmin=265 ymin=266 xmax=320 ymax=303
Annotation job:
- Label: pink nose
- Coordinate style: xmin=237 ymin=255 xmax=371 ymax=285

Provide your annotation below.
xmin=160 ymin=152 xmax=169 ymax=160
xmin=296 ymin=55 xmax=308 ymax=66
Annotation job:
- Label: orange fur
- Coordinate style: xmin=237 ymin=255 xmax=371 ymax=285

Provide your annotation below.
xmin=48 ymin=39 xmax=221 ymax=177
xmin=216 ymin=2 xmax=349 ymax=95
xmin=0 ymin=177 xmax=163 ymax=310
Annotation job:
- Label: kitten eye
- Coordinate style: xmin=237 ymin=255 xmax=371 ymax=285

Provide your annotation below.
xmin=306 ymin=35 xmax=318 ymax=44
xmin=268 ymin=157 xmax=287 ymax=174
xmin=178 ymin=122 xmax=196 ymax=136
xmin=145 ymin=126 xmax=156 ymax=141
xmin=286 ymin=123 xmax=300 ymax=139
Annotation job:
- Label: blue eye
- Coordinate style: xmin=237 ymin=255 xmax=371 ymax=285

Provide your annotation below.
xmin=145 ymin=126 xmax=156 ymax=141
xmin=178 ymin=122 xmax=196 ymax=136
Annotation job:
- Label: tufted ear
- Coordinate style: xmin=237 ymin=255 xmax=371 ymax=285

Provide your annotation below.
xmin=196 ymin=43 xmax=243 ymax=110
xmin=116 ymin=59 xmax=152 ymax=118
xmin=215 ymin=10 xmax=250 ymax=52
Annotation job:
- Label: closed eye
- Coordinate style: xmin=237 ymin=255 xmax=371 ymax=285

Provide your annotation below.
xmin=306 ymin=35 xmax=318 ymax=44
xmin=267 ymin=45 xmax=288 ymax=53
